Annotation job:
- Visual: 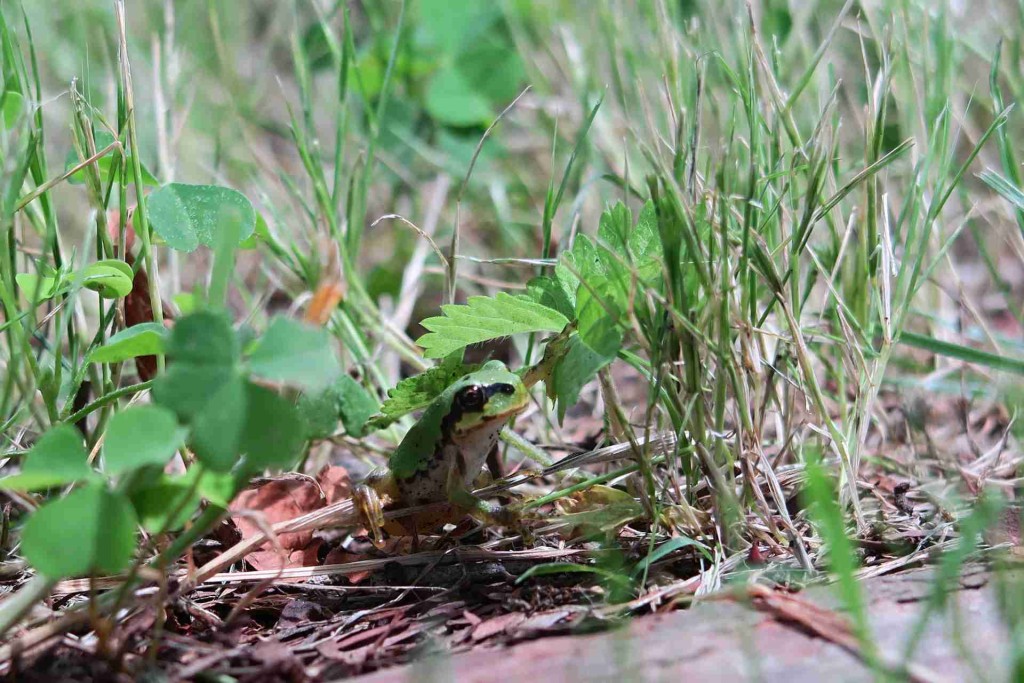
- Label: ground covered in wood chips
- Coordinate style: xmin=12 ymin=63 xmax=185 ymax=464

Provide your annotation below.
xmin=5 ymin=382 xmax=1020 ymax=682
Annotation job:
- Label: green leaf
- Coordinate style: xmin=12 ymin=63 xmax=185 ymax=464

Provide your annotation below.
xmin=21 ymin=484 xmax=138 ymax=578
xmin=0 ymin=425 xmax=95 ymax=491
xmin=366 ymin=354 xmax=479 ymax=430
xmin=247 ymin=316 xmax=341 ymax=391
xmin=187 ymin=373 xmax=248 ymax=472
xmin=102 ymin=406 xmax=186 ymax=476
xmin=147 ymin=183 xmax=256 ymax=253
xmin=82 ymin=259 xmax=134 ymax=299
xmin=551 ymin=332 xmax=618 ymax=422
xmin=1 ymin=90 xmax=24 ymax=128
xmin=425 ymin=66 xmax=494 ymax=127
xmin=297 ymin=387 xmax=341 ymax=440
xmin=455 ymin=36 xmax=524 ymax=104
xmin=336 ymin=375 xmax=378 ymax=438
xmin=631 ymin=537 xmax=712 ymax=578
xmin=515 ymin=562 xmax=609 ymax=584
xmin=63 ymin=130 xmax=158 ymax=186
xmin=89 ymin=323 xmax=167 ymax=363
xmin=417 ymin=293 xmax=569 ymax=358
xmin=15 ymin=273 xmax=62 ymax=302
xmin=165 ymin=311 xmax=239 ymax=366
xmin=418 ymin=0 xmax=500 ymax=52
xmin=130 ymin=470 xmax=201 ymax=533
xmin=240 ymin=383 xmax=305 ymax=470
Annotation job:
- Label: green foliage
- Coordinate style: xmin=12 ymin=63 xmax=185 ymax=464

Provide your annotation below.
xmin=17 ymin=259 xmax=134 ymax=302
xmin=89 ymin=323 xmax=168 ymax=364
xmin=1 ymin=90 xmax=24 ymax=127
xmin=147 ymin=183 xmax=256 ymax=252
xmin=64 ymin=130 xmax=158 ymax=186
xmin=0 ymin=426 xmax=96 ymax=491
xmin=102 ymin=406 xmax=186 ymax=475
xmin=248 ymin=316 xmax=342 ymax=391
xmin=21 ymin=484 xmax=138 ymax=579
xmin=335 ymin=375 xmax=379 ymax=438
xmin=81 ymin=259 xmax=134 ymax=298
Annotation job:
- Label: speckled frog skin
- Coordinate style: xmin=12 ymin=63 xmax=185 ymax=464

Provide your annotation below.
xmin=364 ymin=360 xmax=529 ymax=533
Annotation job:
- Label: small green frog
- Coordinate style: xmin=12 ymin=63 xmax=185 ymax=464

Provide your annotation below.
xmin=359 ymin=360 xmax=530 ymax=536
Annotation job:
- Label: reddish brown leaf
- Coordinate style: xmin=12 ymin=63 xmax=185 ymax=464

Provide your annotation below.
xmin=229 ymin=478 xmax=327 ymax=572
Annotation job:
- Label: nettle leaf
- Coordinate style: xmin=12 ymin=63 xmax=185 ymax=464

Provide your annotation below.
xmin=366 ymin=354 xmax=480 ymax=431
xmin=82 ymin=259 xmax=134 ymax=299
xmin=63 ymin=130 xmax=158 ymax=186
xmin=0 ymin=425 xmax=96 ymax=491
xmin=22 ymin=484 xmax=138 ymax=578
xmin=247 ymin=316 xmax=341 ymax=391
xmin=147 ymin=183 xmax=256 ymax=253
xmin=417 ymin=293 xmax=569 ymax=358
xmin=89 ymin=323 xmax=167 ymax=364
xmin=102 ymin=406 xmax=186 ymax=476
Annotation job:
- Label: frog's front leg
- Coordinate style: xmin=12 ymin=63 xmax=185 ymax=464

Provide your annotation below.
xmin=445 ymin=463 xmax=523 ymax=530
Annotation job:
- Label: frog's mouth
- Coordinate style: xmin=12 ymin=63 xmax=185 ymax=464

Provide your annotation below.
xmin=452 ymin=401 xmax=528 ymax=435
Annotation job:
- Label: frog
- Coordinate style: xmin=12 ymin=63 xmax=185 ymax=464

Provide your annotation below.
xmin=357 ymin=360 xmax=531 ymax=538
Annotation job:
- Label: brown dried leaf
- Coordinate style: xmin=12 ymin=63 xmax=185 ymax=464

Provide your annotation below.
xmin=229 ymin=478 xmax=327 ymax=571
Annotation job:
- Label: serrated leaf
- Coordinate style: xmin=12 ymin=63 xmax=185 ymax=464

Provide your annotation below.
xmin=147 ymin=183 xmax=256 ymax=253
xmin=247 ymin=316 xmax=341 ymax=391
xmin=102 ymin=406 xmax=186 ymax=476
xmin=21 ymin=483 xmax=138 ymax=578
xmin=0 ymin=425 xmax=96 ymax=491
xmin=89 ymin=323 xmax=167 ymax=363
xmin=416 ymin=293 xmax=569 ymax=359
xmin=366 ymin=354 xmax=480 ymax=430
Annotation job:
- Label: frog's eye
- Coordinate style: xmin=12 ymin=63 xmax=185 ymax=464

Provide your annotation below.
xmin=456 ymin=385 xmax=486 ymax=411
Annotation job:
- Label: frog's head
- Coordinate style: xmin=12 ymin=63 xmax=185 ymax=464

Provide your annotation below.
xmin=448 ymin=360 xmax=528 ymax=435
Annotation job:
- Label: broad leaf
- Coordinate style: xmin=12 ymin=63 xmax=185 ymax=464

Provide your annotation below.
xmin=240 ymin=383 xmax=305 ymax=470
xmin=21 ymin=484 xmax=138 ymax=578
xmin=425 ymin=66 xmax=494 ymax=127
xmin=165 ymin=311 xmax=239 ymax=366
xmin=0 ymin=425 xmax=95 ymax=491
xmin=15 ymin=273 xmax=62 ymax=302
xmin=82 ymin=260 xmax=134 ymax=299
xmin=130 ymin=470 xmax=202 ymax=533
xmin=187 ymin=373 xmax=248 ymax=471
xmin=89 ymin=323 xmax=168 ymax=364
xmin=417 ymin=293 xmax=569 ymax=358
xmin=247 ymin=316 xmax=341 ymax=391
xmin=1 ymin=90 xmax=24 ymax=127
xmin=336 ymin=375 xmax=379 ymax=438
xmin=147 ymin=183 xmax=256 ymax=253
xmin=103 ymin=406 xmax=186 ymax=475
